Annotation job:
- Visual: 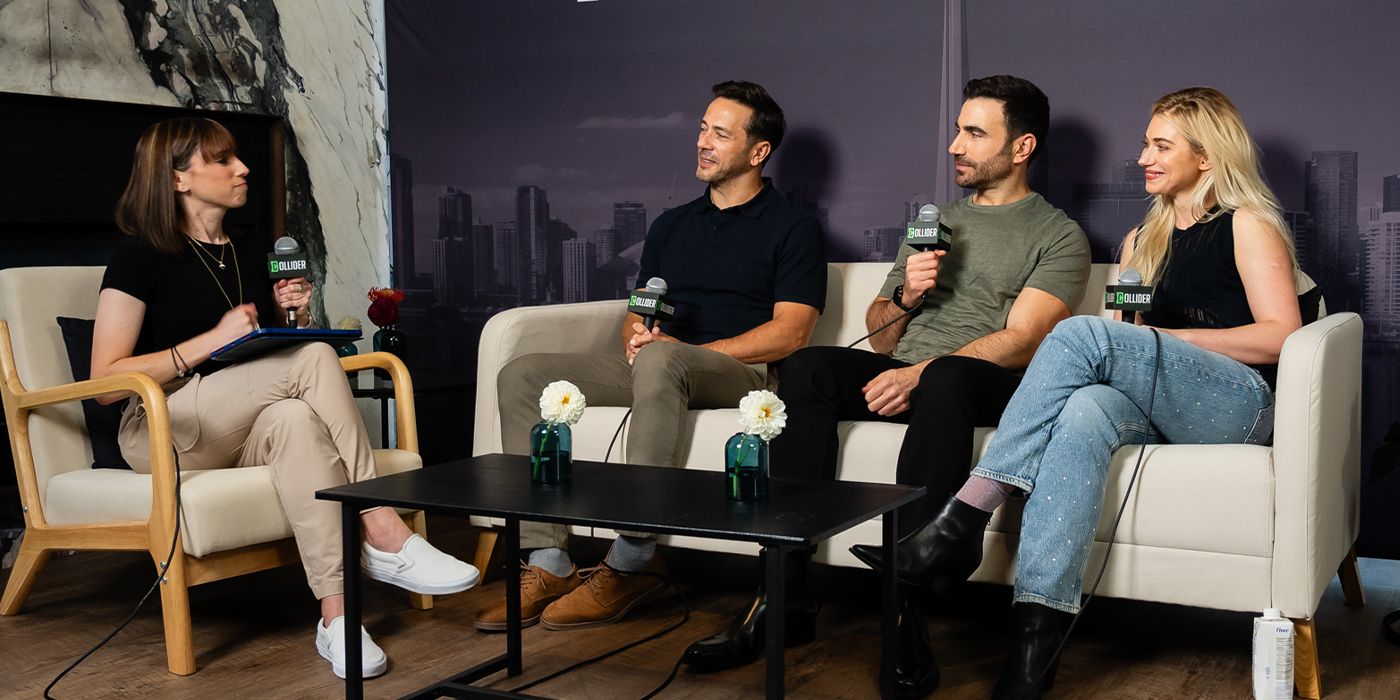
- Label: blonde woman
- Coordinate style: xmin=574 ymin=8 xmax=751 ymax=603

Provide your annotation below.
xmin=852 ymin=87 xmax=1304 ymax=698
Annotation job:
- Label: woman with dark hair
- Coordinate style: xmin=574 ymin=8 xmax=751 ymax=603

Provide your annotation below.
xmin=92 ymin=117 xmax=478 ymax=679
xmin=853 ymin=87 xmax=1307 ymax=698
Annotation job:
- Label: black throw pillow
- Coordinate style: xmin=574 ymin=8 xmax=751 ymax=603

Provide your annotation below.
xmin=56 ymin=317 xmax=131 ymax=470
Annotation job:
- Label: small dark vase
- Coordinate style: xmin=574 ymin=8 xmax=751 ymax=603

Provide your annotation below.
xmin=372 ymin=325 xmax=406 ymax=380
xmin=529 ymin=421 xmax=573 ymax=484
xmin=724 ymin=432 xmax=769 ymax=501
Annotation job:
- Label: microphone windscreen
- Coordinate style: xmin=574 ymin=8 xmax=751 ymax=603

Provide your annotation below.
xmin=274 ymin=236 xmax=300 ymax=255
xmin=917 ymin=204 xmax=940 ymax=224
xmin=645 ymin=277 xmax=668 ymax=295
xmin=1118 ymin=268 xmax=1143 ymax=285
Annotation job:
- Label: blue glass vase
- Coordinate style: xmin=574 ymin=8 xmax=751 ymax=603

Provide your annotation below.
xmin=372 ymin=325 xmax=406 ymax=380
xmin=530 ymin=421 xmax=572 ymax=484
xmin=724 ymin=432 xmax=769 ymax=501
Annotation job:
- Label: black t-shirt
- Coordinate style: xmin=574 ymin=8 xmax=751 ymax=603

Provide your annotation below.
xmin=101 ymin=233 xmax=278 ymax=377
xmin=635 ymin=181 xmax=827 ymax=346
xmin=1141 ymin=210 xmax=1278 ymax=388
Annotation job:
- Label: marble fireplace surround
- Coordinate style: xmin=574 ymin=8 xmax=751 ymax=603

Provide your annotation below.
xmin=0 ymin=91 xmax=287 ymax=265
xmin=0 ymin=0 xmax=393 ymax=331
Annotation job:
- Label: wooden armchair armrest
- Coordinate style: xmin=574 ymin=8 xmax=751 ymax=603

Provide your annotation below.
xmin=2 ymin=367 xmax=176 ymax=536
xmin=339 ymin=351 xmax=418 ymax=452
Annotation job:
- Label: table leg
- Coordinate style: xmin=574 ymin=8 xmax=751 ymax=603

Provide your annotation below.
xmin=343 ymin=503 xmax=363 ymax=699
xmin=880 ymin=510 xmax=898 ymax=699
xmin=764 ymin=545 xmax=787 ymax=699
xmin=504 ymin=517 xmax=522 ymax=676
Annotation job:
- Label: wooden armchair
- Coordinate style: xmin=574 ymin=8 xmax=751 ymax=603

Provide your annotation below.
xmin=0 ymin=266 xmax=430 ymax=675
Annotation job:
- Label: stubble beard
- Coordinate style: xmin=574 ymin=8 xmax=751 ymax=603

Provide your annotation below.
xmin=955 ymin=145 xmax=1015 ymax=191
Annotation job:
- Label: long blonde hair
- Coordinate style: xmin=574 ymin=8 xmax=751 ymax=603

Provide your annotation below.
xmin=1126 ymin=87 xmax=1296 ymax=283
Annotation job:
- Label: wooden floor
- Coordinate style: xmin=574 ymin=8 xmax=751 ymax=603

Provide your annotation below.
xmin=3 ymin=517 xmax=1398 ymax=699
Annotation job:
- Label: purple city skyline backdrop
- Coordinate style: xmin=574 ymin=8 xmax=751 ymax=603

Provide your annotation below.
xmin=387 ymin=0 xmax=1400 ymax=555
xmin=389 ymin=0 xmax=1399 ymax=273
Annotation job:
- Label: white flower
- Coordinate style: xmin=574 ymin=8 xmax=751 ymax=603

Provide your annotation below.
xmin=539 ymin=380 xmax=586 ymax=425
xmin=738 ymin=390 xmax=786 ymax=441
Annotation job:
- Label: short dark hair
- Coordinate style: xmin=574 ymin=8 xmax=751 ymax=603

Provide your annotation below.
xmin=711 ymin=80 xmax=786 ymax=163
xmin=963 ymin=75 xmax=1049 ymax=160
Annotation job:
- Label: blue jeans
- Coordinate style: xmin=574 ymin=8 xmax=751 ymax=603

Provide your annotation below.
xmin=971 ymin=316 xmax=1275 ymax=613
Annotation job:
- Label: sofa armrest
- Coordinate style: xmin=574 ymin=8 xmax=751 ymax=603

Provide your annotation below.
xmin=473 ymin=300 xmax=629 ymax=456
xmin=1269 ymin=312 xmax=1362 ymax=617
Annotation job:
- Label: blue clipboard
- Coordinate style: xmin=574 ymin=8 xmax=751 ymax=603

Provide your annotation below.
xmin=209 ymin=327 xmax=362 ymax=362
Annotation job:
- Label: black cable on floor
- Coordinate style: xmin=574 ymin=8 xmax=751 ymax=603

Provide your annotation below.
xmin=506 ymin=575 xmax=691 ymax=698
xmin=45 ymin=449 xmax=185 ymax=700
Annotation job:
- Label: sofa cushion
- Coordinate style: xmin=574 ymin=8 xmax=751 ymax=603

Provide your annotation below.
xmin=618 ymin=408 xmax=1275 ymax=559
xmin=44 ymin=448 xmax=422 ymax=557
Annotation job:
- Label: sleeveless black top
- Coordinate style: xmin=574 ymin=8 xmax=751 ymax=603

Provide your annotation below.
xmin=1139 ymin=210 xmax=1277 ymax=388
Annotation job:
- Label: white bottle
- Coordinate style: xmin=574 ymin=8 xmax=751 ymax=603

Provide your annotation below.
xmin=1252 ymin=608 xmax=1295 ymax=699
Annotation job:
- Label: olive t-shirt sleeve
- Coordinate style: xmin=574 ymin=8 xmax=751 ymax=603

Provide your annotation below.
xmin=1024 ymin=222 xmax=1092 ymax=311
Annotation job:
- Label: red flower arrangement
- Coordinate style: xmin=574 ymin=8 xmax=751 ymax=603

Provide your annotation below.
xmin=367 ymin=287 xmax=405 ymax=328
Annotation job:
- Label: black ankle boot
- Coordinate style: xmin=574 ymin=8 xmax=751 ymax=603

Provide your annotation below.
xmin=990 ymin=602 xmax=1072 ymax=700
xmin=850 ymin=496 xmax=991 ymax=592
xmin=891 ymin=590 xmax=940 ymax=698
xmin=681 ymin=554 xmax=819 ymax=671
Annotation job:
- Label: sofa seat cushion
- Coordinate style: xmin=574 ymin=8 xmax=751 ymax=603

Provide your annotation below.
xmin=44 ymin=448 xmax=423 ymax=557
xmin=558 ymin=407 xmax=1275 ymax=559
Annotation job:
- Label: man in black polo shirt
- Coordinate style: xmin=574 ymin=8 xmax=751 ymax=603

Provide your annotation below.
xmin=478 ymin=81 xmax=827 ymax=632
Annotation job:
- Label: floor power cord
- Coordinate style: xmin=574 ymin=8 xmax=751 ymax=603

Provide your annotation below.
xmin=45 ymin=448 xmax=185 ymax=700
xmin=506 ymin=573 xmax=691 ymax=698
xmin=1014 ymin=327 xmax=1162 ymax=700
xmin=501 ymin=407 xmax=691 ymax=699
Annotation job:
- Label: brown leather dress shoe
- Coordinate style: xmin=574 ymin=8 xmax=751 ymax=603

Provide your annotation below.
xmin=539 ymin=556 xmax=669 ymax=630
xmin=473 ymin=563 xmax=582 ymax=632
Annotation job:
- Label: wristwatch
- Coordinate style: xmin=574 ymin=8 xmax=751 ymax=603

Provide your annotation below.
xmin=891 ymin=284 xmax=919 ymax=311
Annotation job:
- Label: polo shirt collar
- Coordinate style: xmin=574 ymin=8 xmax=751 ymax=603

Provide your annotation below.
xmin=701 ymin=177 xmax=777 ymax=219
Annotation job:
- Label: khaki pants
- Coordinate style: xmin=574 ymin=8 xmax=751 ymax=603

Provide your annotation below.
xmin=498 ymin=342 xmax=773 ymax=550
xmin=118 ymin=343 xmax=376 ymax=599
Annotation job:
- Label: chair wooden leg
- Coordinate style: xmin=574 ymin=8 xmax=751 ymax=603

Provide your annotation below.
xmin=1292 ymin=617 xmax=1321 ymax=700
xmin=0 ymin=537 xmax=51 ymax=615
xmin=405 ymin=511 xmax=433 ymax=610
xmin=153 ymin=550 xmax=196 ymax=675
xmin=1338 ymin=546 xmax=1365 ymax=607
xmin=474 ymin=528 xmax=501 ymax=583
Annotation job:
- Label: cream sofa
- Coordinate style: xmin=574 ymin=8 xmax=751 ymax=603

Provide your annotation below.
xmin=473 ymin=262 xmax=1363 ymax=698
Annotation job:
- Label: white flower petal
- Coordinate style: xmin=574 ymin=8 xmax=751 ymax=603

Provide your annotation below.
xmin=539 ymin=380 xmax=587 ymax=425
xmin=737 ymin=389 xmax=785 ymax=440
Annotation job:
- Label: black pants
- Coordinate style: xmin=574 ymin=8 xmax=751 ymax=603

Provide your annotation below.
xmin=771 ymin=348 xmax=1022 ymax=536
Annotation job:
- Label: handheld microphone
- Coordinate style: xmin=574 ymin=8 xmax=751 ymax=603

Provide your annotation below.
xmin=268 ymin=236 xmax=309 ymax=325
xmin=905 ymin=204 xmax=953 ymax=252
xmin=1104 ymin=268 xmax=1154 ymax=324
xmin=628 ymin=276 xmax=675 ymax=331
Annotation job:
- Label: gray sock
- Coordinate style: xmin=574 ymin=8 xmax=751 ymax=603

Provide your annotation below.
xmin=526 ymin=547 xmax=574 ymax=577
xmin=956 ymin=475 xmax=1019 ymax=513
xmin=604 ymin=535 xmax=657 ymax=572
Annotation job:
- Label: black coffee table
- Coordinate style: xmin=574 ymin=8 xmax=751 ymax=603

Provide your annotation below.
xmin=317 ymin=454 xmax=923 ymax=699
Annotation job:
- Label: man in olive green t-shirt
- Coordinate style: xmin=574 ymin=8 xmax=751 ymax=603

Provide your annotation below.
xmin=681 ymin=76 xmax=1090 ymax=695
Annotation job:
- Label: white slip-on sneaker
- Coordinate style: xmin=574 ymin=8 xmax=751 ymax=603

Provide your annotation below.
xmin=316 ymin=615 xmax=388 ymax=679
xmin=362 ymin=534 xmax=481 ymax=595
